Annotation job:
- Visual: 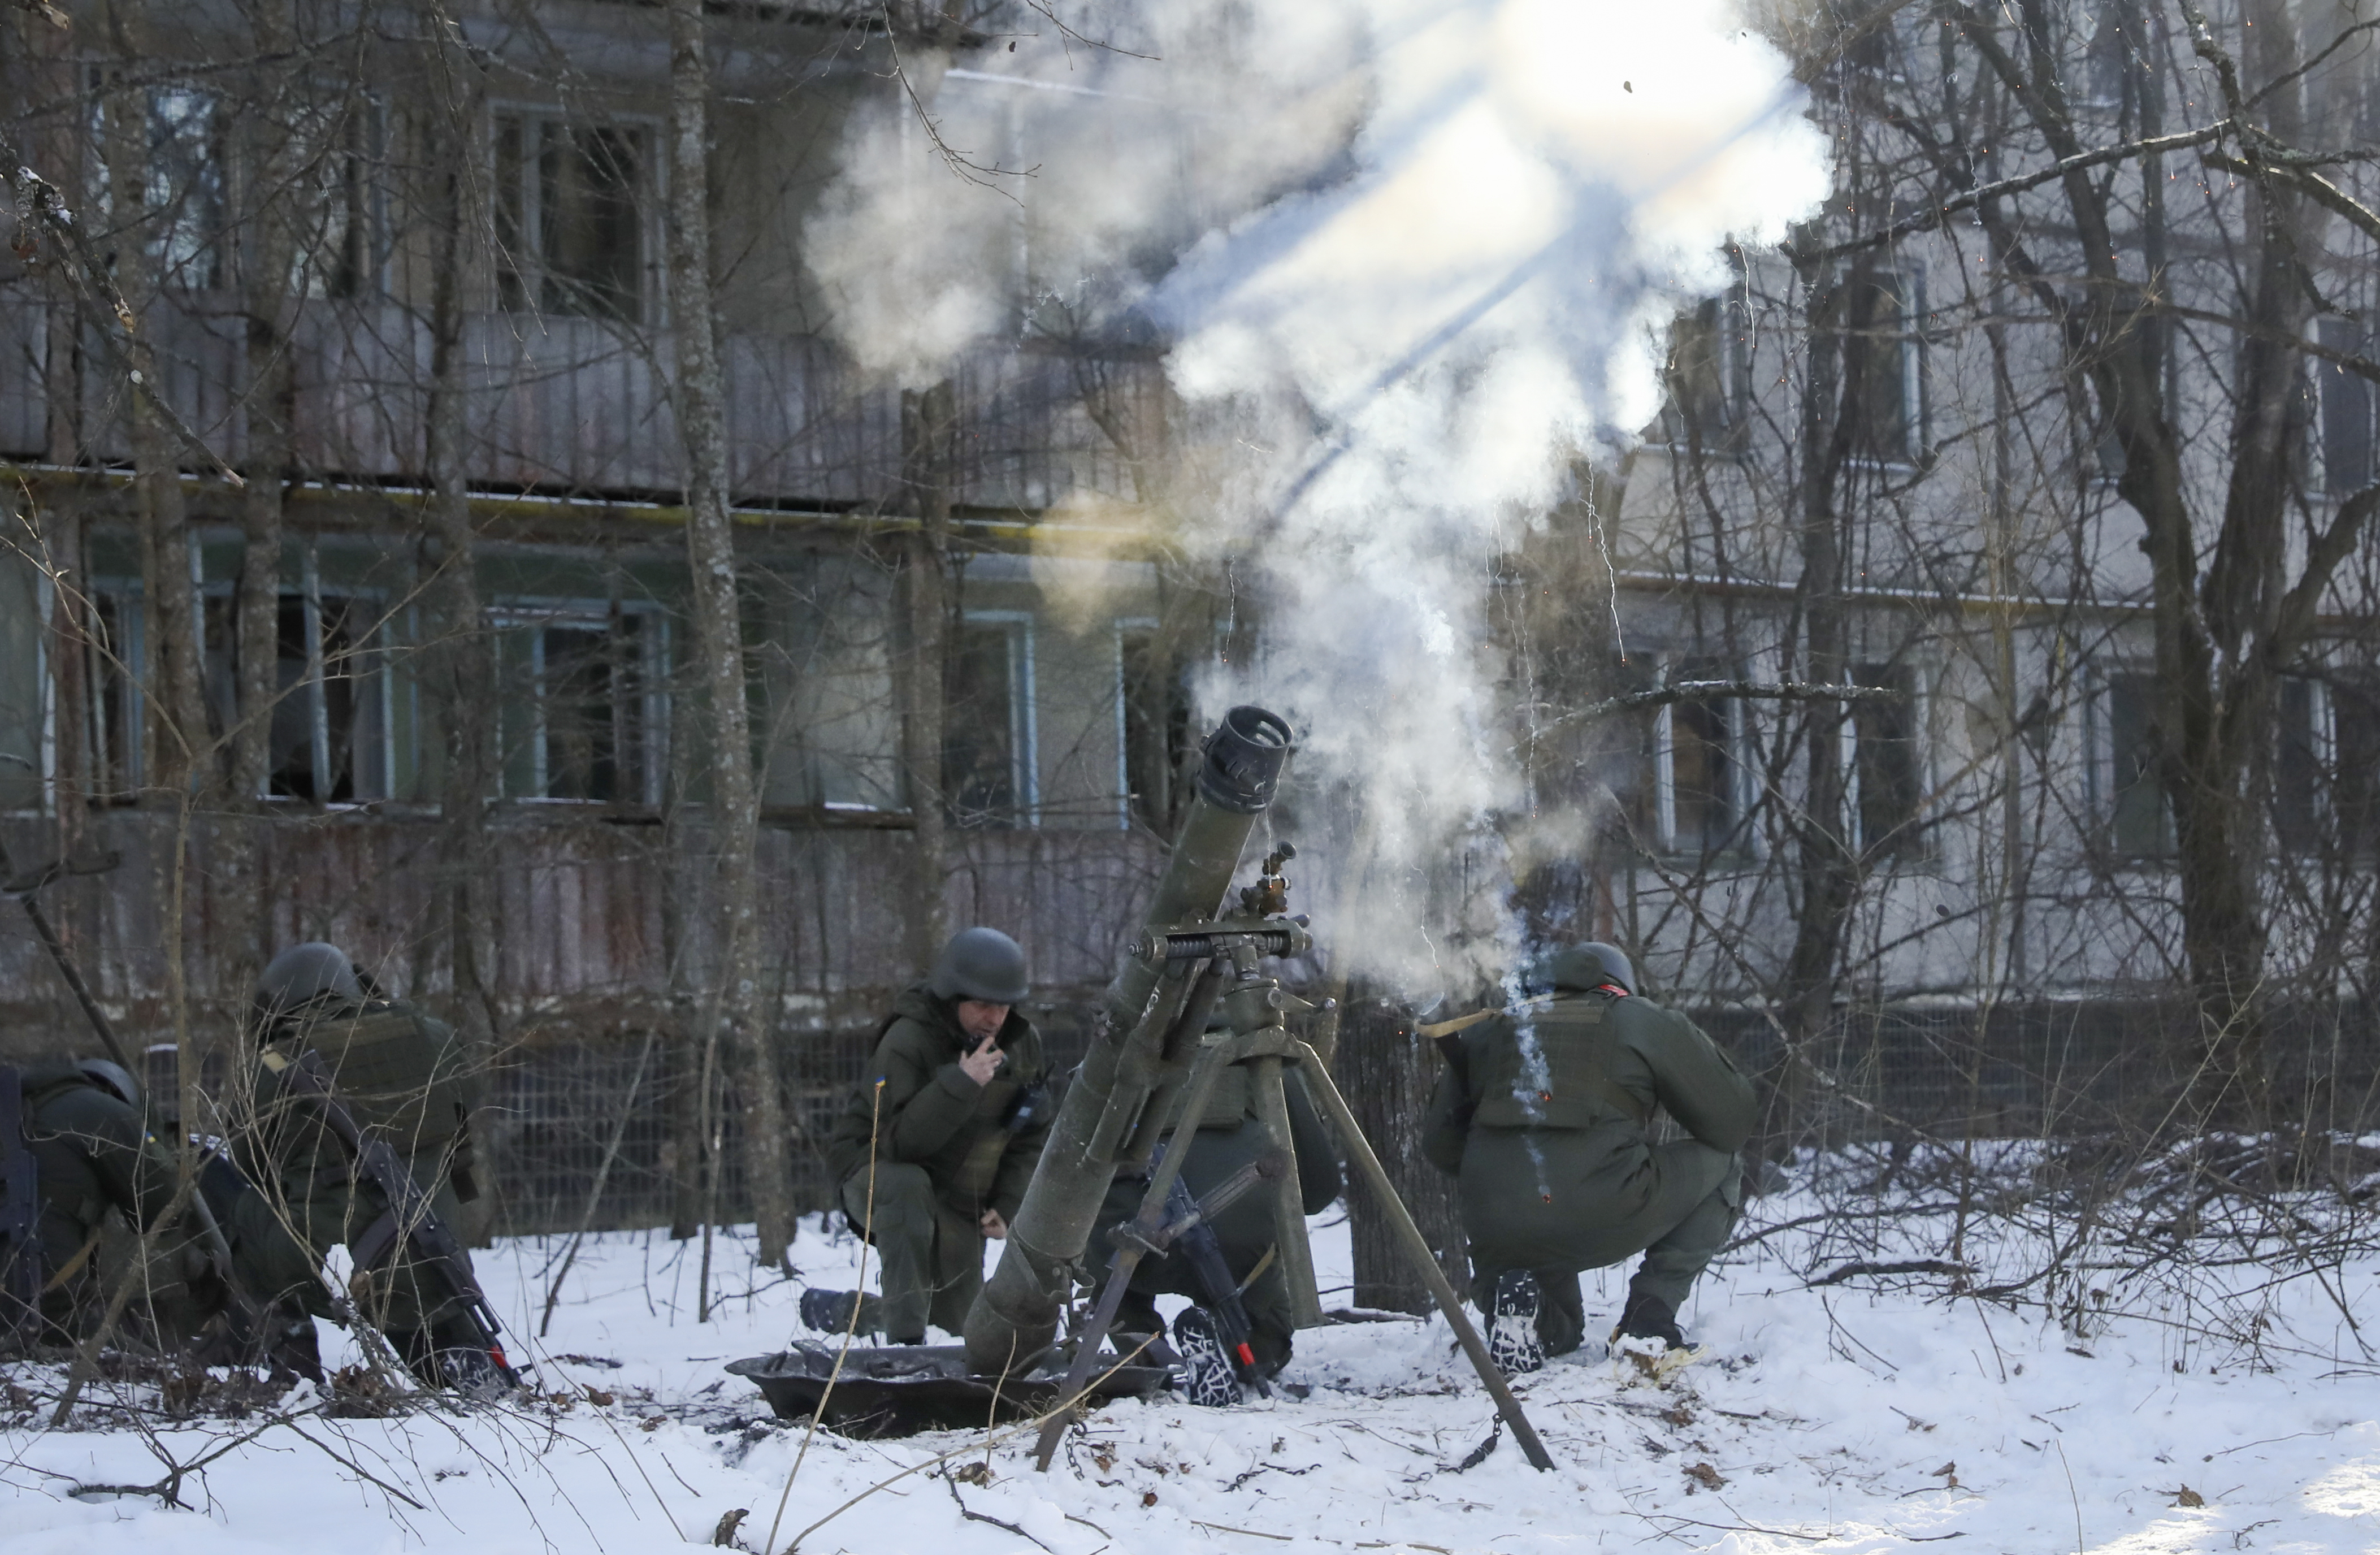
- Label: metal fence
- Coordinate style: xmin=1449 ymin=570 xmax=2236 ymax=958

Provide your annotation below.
xmin=473 ymin=997 xmax=2380 ymax=1238
xmin=477 ymin=1007 xmax=1101 ymax=1237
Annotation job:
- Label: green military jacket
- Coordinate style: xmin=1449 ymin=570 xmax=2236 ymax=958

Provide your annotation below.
xmin=17 ymin=1063 xmax=180 ymax=1237
xmin=1420 ymin=986 xmax=1755 ymax=1175
xmin=826 ymin=984 xmax=1052 ymax=1225
xmin=244 ymin=997 xmax=484 ymax=1198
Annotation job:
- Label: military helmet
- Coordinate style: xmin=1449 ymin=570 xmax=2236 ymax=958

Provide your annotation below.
xmin=76 ymin=1058 xmax=138 ymax=1108
xmin=253 ymin=941 xmax=365 ymax=1021
xmin=927 ymin=927 xmax=1030 ymax=1004
xmin=1543 ymin=941 xmax=1636 ymax=995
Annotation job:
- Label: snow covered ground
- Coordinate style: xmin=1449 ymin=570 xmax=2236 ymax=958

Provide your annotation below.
xmin=5 ymin=1167 xmax=2377 ymax=1555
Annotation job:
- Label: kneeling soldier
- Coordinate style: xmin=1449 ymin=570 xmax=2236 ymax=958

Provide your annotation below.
xmin=239 ymin=941 xmax=497 ymax=1387
xmin=805 ymin=928 xmax=1052 ymax=1345
xmin=1421 ymin=942 xmax=1755 ymax=1373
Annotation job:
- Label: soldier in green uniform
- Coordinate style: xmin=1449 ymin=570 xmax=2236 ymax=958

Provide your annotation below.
xmin=804 ymin=928 xmax=1054 ymax=1345
xmin=1091 ymin=1044 xmax=1341 ymax=1401
xmin=1421 ymin=941 xmax=1755 ymax=1374
xmin=3 ymin=1058 xmax=192 ymax=1345
xmin=1 ymin=1058 xmax=316 ymax=1372
xmin=237 ymin=941 xmax=493 ymax=1385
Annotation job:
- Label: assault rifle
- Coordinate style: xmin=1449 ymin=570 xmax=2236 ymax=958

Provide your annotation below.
xmin=259 ymin=1046 xmax=518 ymax=1388
xmin=1161 ymin=1169 xmax=1271 ymax=1398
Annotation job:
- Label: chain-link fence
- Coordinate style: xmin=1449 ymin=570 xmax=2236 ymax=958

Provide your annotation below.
xmin=476 ymin=1006 xmax=1100 ymax=1237
xmin=471 ymin=995 xmax=2380 ymax=1240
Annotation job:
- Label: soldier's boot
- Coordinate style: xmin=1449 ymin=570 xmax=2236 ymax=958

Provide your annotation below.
xmin=1488 ymin=1270 xmax=1545 ymax=1377
xmin=1171 ymin=1305 xmax=1241 ymax=1408
xmin=1612 ymin=1291 xmax=1687 ymax=1351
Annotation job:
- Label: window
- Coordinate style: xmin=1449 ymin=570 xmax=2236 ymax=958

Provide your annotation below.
xmin=944 ymin=614 xmax=1037 ymax=828
xmin=2274 ymin=677 xmax=2327 ymax=855
xmin=2318 ymin=319 xmax=2374 ymax=496
xmin=495 ymin=114 xmax=650 ymax=323
xmin=1659 ymin=278 xmax=1750 ymax=456
xmin=757 ymin=557 xmax=901 ymax=812
xmin=2334 ymin=678 xmax=2380 ymax=857
xmin=1117 ymin=624 xmax=1190 ymax=834
xmin=1655 ymin=657 xmax=1740 ymax=856
xmin=1845 ymin=263 xmax=1923 ymax=464
xmin=2081 ymin=0 xmax=2141 ymax=109
xmin=99 ymin=86 xmax=227 ymax=290
xmin=1852 ymin=662 xmax=1925 ymax=858
xmin=292 ymin=98 xmax=389 ymax=300
xmin=0 ymin=545 xmax=41 ymax=811
xmin=266 ymin=590 xmax=394 ymax=803
xmin=2101 ymin=672 xmax=2171 ymax=857
xmin=495 ymin=607 xmax=665 ymax=804
xmin=83 ymin=585 xmax=143 ymax=801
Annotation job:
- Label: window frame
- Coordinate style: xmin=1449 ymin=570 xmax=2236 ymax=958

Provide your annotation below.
xmin=1650 ymin=653 xmax=1750 ymax=859
xmin=1845 ymin=660 xmax=1932 ymax=863
xmin=945 ymin=608 xmax=1040 ymax=829
xmin=1844 ymin=258 xmax=1928 ymax=468
xmin=488 ymin=103 xmax=664 ymax=327
xmin=2089 ymin=664 xmax=2174 ymax=860
xmin=488 ymin=597 xmax=671 ymax=808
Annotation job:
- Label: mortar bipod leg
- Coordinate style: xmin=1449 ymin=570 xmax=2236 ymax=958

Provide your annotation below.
xmin=1031 ymin=1032 xmax=1237 ymax=1472
xmin=1247 ymin=1054 xmax=1323 ymax=1331
xmin=1289 ymin=1039 xmax=1557 ymax=1472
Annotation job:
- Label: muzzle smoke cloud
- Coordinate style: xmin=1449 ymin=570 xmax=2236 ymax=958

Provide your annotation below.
xmin=807 ymin=0 xmax=1830 ymax=994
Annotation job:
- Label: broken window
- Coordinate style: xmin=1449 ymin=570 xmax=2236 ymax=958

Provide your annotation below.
xmin=1852 ymin=662 xmax=1925 ymax=860
xmin=495 ymin=114 xmax=649 ymax=324
xmin=495 ymin=607 xmax=663 ymax=805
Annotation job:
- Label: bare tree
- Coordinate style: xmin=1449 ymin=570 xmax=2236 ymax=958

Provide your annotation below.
xmin=667 ymin=0 xmax=795 ymax=1271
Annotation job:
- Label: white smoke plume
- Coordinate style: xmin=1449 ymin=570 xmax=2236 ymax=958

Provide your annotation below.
xmin=806 ymin=0 xmax=1831 ymax=995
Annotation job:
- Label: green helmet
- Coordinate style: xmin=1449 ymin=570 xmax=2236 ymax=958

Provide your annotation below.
xmin=1541 ymin=941 xmax=1635 ymax=994
xmin=928 ymin=927 xmax=1030 ymax=1004
xmin=76 ymin=1058 xmax=138 ymax=1109
xmin=254 ymin=941 xmax=364 ymax=1021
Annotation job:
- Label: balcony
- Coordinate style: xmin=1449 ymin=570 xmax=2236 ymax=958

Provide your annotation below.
xmin=0 ymin=292 xmax=1161 ymax=515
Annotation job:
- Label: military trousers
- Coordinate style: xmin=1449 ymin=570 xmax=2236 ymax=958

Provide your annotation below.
xmin=839 ymin=1163 xmax=985 ymax=1342
xmin=1459 ymin=1129 xmax=1741 ymax=1355
xmin=1093 ymin=1121 xmax=1300 ymax=1377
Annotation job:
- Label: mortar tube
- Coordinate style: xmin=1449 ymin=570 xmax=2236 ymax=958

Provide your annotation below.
xmin=964 ymin=706 xmax=1290 ymax=1374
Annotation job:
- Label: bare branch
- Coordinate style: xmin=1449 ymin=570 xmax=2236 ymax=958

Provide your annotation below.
xmin=1547 ymin=679 xmax=1905 ymax=734
xmin=1806 ymin=123 xmax=2231 ymax=261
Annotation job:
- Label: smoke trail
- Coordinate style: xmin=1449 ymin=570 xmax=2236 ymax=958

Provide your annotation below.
xmin=806 ymin=0 xmax=1830 ymax=993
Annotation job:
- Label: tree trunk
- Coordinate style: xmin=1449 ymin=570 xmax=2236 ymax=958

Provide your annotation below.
xmin=415 ymin=55 xmax=504 ymax=1222
xmin=1778 ymin=244 xmax=1859 ymax=1057
xmin=668 ymin=0 xmax=794 ymax=1271
xmin=226 ymin=0 xmax=300 ymax=1037
xmin=1335 ymin=991 xmax=1466 ymax=1315
xmin=97 ymin=7 xmax=212 ymax=803
xmin=896 ymin=381 xmax=956 ymax=967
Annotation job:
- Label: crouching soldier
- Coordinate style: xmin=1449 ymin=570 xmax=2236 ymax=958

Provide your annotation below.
xmin=803 ymin=928 xmax=1052 ymax=1345
xmin=1091 ymin=1042 xmax=1341 ymax=1405
xmin=0 ymin=1058 xmax=316 ymax=1374
xmin=1421 ymin=942 xmax=1755 ymax=1374
xmin=238 ymin=941 xmax=500 ymax=1388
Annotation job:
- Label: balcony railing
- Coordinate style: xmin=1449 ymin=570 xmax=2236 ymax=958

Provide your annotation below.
xmin=0 ymin=291 xmax=1162 ymax=514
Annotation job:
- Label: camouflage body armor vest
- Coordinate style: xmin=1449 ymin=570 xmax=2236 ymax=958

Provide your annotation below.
xmin=270 ymin=1003 xmax=474 ymax=1167
xmin=1470 ymin=994 xmax=1653 ymax=1131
